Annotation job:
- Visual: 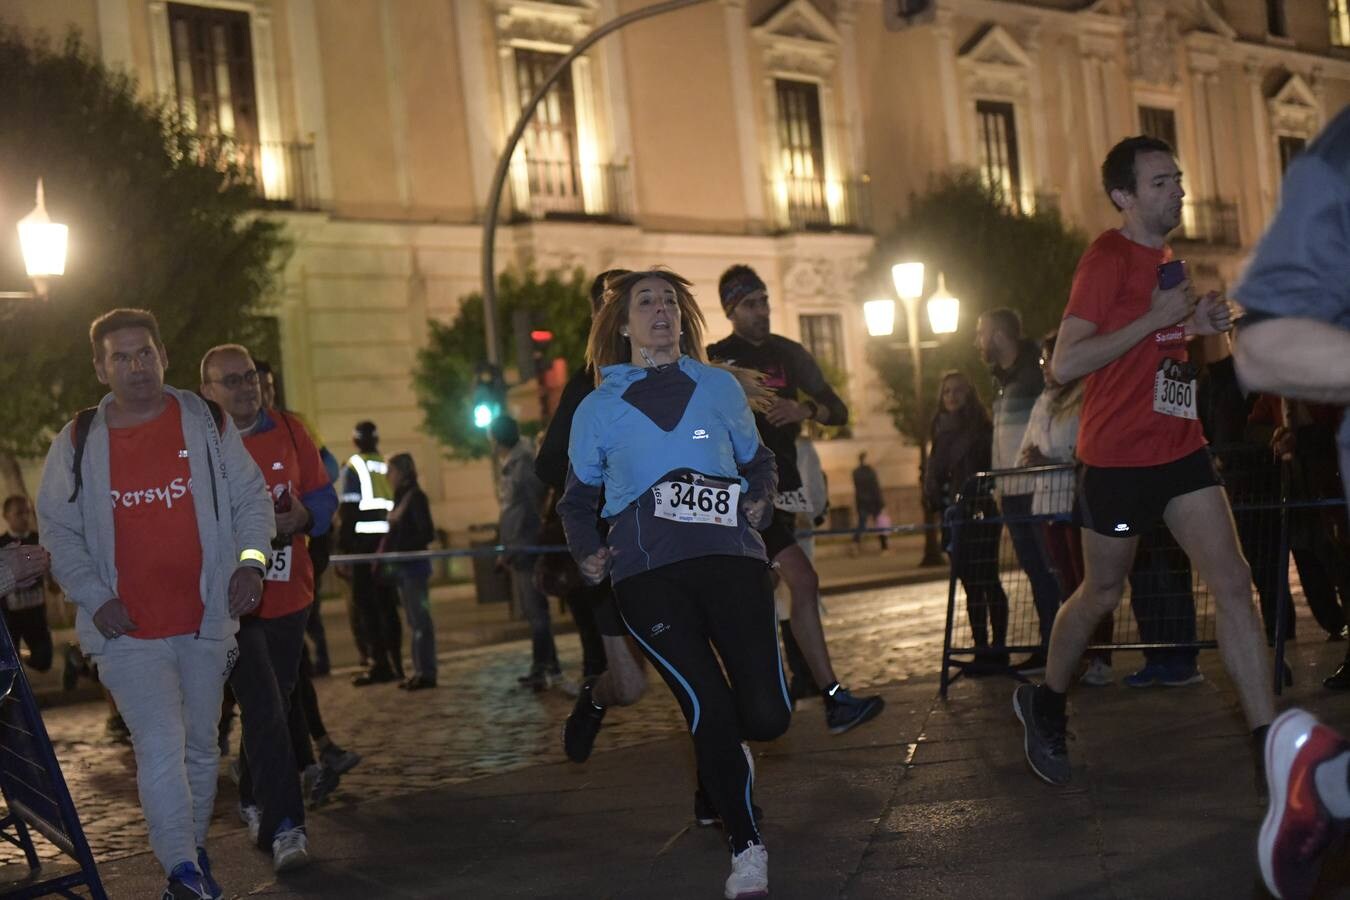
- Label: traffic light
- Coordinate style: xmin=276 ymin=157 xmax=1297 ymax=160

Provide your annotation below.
xmin=529 ymin=329 xmax=553 ymax=377
xmin=471 ymin=364 xmax=504 ymax=429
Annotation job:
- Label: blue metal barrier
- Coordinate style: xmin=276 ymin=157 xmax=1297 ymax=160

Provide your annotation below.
xmin=0 ymin=615 xmax=105 ymax=898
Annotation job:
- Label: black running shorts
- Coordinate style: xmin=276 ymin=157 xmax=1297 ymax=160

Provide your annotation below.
xmin=1074 ymin=448 xmax=1222 ymax=538
xmin=758 ymin=508 xmax=798 ymax=561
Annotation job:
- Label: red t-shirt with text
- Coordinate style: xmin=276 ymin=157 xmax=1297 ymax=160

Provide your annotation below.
xmin=243 ymin=410 xmax=327 ymax=619
xmin=109 ymin=396 xmax=205 ymax=638
xmin=1063 ymin=230 xmax=1206 ymax=468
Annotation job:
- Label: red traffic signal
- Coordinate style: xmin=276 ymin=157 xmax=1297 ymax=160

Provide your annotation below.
xmin=530 ymin=330 xmax=553 ymax=343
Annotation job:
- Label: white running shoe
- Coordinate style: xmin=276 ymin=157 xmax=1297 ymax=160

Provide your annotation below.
xmin=724 ymin=844 xmax=769 ymax=899
xmin=1079 ymin=659 xmax=1114 ymax=687
xmin=238 ymin=803 xmax=260 ymax=843
xmin=272 ymin=826 xmax=310 ymax=873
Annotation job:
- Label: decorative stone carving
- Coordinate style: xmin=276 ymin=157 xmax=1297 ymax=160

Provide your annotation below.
xmin=782 ymin=255 xmax=865 ymax=302
xmin=1125 ymin=0 xmax=1179 ymax=87
xmin=753 ymin=0 xmax=841 ymax=77
xmin=495 ymin=1 xmax=596 ymax=48
xmin=1267 ymin=73 xmax=1321 ymax=136
xmin=958 ymin=24 xmax=1033 ymax=100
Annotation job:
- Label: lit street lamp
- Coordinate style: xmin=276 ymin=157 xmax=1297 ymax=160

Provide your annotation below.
xmin=3 ymin=179 xmax=68 ymax=300
xmin=866 ymin=261 xmax=961 ymax=566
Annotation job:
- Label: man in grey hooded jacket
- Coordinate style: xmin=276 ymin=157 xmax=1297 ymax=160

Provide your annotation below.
xmin=37 ymin=308 xmax=273 ymax=900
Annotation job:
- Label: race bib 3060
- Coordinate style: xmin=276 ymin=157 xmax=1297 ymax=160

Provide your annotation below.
xmin=1153 ymin=359 xmax=1197 ymax=420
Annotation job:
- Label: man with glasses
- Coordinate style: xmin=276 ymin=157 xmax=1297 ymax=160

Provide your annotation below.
xmin=201 ymin=345 xmax=336 ymax=873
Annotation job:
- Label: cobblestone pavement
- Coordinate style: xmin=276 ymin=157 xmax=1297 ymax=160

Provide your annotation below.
xmin=0 ymin=577 xmax=953 ymax=870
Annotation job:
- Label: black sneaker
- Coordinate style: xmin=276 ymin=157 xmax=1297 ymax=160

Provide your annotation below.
xmin=1012 ymin=684 xmax=1070 ymax=785
xmin=319 ymin=744 xmax=361 ymax=776
xmin=352 ymin=667 xmax=395 ymax=687
xmin=562 ymin=680 xmax=606 ymax=763
xmin=824 ymin=688 xmax=885 ymax=735
xmin=693 ymin=788 xmax=763 ymax=827
xmin=308 ymin=765 xmax=340 ymax=808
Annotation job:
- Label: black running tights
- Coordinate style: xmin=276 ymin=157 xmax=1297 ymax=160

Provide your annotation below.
xmin=614 ymin=555 xmax=791 ymax=852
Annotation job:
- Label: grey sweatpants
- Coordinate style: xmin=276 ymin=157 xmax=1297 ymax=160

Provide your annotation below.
xmin=93 ymin=633 xmax=237 ymax=874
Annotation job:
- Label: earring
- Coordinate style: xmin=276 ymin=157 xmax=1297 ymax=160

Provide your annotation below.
xmin=621 ymin=330 xmax=629 ymax=338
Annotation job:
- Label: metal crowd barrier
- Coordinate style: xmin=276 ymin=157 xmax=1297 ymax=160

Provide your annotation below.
xmin=0 ymin=615 xmax=105 ymax=898
xmin=938 ymin=442 xmax=1350 ymax=699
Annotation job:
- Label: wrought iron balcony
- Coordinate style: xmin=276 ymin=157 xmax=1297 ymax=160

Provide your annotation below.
xmin=193 ymin=137 xmax=323 ymax=212
xmin=509 ymin=159 xmax=633 ymax=222
xmin=767 ymin=175 xmax=872 ymax=233
xmin=1177 ymin=199 xmax=1241 ymax=247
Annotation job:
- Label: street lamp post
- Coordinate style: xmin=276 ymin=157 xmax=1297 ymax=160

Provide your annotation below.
xmin=866 ymin=262 xmax=960 ymax=567
xmin=2 ymin=179 xmax=68 ymax=300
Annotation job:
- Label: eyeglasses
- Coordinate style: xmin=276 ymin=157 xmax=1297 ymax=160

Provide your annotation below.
xmin=211 ymin=369 xmax=259 ymax=390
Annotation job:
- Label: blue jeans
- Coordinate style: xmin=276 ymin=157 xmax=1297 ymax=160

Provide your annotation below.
xmin=511 ymin=567 xmax=557 ymax=671
xmin=1000 ymin=494 xmax=1062 ymax=646
xmin=398 ymin=574 xmax=438 ymax=681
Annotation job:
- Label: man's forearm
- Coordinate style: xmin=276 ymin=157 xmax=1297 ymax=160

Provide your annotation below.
xmin=1234 ymin=318 xmax=1350 ymax=405
xmin=1054 ymin=313 xmax=1164 ymax=383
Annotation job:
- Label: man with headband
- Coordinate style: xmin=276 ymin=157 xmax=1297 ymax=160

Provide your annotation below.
xmin=709 ymin=264 xmax=884 ymax=735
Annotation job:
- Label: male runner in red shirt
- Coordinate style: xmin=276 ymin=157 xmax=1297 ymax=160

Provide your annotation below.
xmin=201 ymin=344 xmax=336 ymax=872
xmin=1013 ymin=136 xmax=1275 ymax=787
xmin=38 ymin=309 xmax=273 ymax=900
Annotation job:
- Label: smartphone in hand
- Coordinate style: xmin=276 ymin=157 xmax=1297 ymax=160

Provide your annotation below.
xmin=1157 ymin=259 xmax=1187 ymax=290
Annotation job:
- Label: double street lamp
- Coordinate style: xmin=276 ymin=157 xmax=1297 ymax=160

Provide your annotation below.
xmin=865 ymin=261 xmax=961 ymax=566
xmin=3 ymin=179 xmax=68 ymax=300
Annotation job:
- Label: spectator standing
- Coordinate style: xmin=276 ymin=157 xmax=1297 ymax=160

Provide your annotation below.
xmin=851 ymin=453 xmax=887 ymax=552
xmin=491 ymin=415 xmax=560 ymax=689
xmin=385 ymin=452 xmax=437 ymax=690
xmin=37 ymin=308 xmax=273 ymax=900
xmin=976 ymin=308 xmax=1062 ymax=672
xmin=1017 ymin=333 xmax=1111 ymax=684
xmin=0 ymin=496 xmax=53 ymax=672
xmin=924 ymin=371 xmax=1009 ymax=668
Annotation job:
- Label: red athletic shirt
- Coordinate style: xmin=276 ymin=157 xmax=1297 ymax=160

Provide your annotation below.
xmin=1064 ymin=230 xmax=1206 ymax=468
xmin=242 ymin=410 xmax=326 ymax=619
xmin=109 ymin=396 xmax=204 ymax=638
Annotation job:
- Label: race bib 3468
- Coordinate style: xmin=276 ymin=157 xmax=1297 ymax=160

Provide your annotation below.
xmin=651 ymin=480 xmax=741 ymax=527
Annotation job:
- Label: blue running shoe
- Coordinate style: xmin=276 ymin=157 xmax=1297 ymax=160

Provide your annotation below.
xmin=196 ymin=847 xmax=222 ymax=900
xmin=162 ymin=861 xmax=211 ymax=900
xmin=1122 ymin=661 xmax=1169 ymax=688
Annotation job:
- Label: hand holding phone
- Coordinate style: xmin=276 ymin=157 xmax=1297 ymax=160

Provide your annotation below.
xmin=1157 ymin=259 xmax=1187 ymax=290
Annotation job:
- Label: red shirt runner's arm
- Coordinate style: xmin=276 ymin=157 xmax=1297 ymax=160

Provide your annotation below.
xmin=1056 ymin=243 xmax=1167 ymax=383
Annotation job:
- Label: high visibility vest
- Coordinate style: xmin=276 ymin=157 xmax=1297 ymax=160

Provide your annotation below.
xmin=341 ymin=452 xmax=393 ymax=535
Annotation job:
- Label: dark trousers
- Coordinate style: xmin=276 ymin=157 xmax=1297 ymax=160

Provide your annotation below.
xmin=2 ymin=605 xmax=52 ymax=672
xmin=231 ymin=606 xmax=309 ymax=849
xmin=305 ymin=574 xmax=330 ymax=671
xmin=563 ymin=580 xmax=609 ymax=679
xmin=1000 ymin=494 xmax=1063 ymax=645
xmin=614 ymin=556 xmax=791 ymax=853
xmin=853 ymin=509 xmax=889 ymax=550
xmin=1129 ymin=527 xmax=1199 ymax=667
xmin=947 ymin=517 xmax=1010 ymax=649
xmin=778 ymin=619 xmax=818 ymax=695
xmin=351 ymin=563 xmax=403 ymax=676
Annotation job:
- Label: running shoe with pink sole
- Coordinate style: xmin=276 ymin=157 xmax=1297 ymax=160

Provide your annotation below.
xmin=1259 ymin=708 xmax=1349 ymax=899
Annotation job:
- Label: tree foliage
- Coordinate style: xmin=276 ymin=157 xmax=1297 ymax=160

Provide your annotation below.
xmin=864 ymin=172 xmax=1089 ymax=445
xmin=0 ymin=30 xmax=288 ymax=460
xmin=414 ymin=267 xmax=592 ymax=460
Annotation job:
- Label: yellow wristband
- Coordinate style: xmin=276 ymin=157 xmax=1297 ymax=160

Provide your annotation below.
xmin=240 ymin=549 xmax=267 ymax=567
